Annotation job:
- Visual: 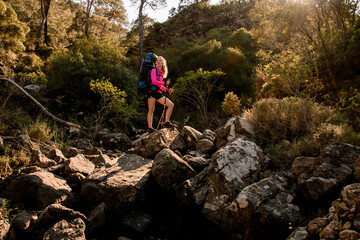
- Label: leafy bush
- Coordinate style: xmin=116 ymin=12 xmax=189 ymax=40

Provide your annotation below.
xmin=173 ymin=68 xmax=225 ymax=127
xmin=244 ymin=98 xmax=360 ymax=170
xmin=46 ymin=37 xmax=137 ymax=111
xmin=0 ymin=0 xmax=29 ymax=68
xmin=244 ymin=98 xmax=338 ymax=146
xmin=89 ymin=78 xmax=137 ymax=131
xmin=222 ymin=91 xmax=241 ymax=116
xmin=338 ymin=87 xmax=360 ymax=131
xmin=156 ymin=28 xmax=258 ymax=97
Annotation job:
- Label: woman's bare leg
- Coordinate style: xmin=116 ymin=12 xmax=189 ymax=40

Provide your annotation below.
xmin=147 ymin=97 xmax=156 ymax=128
xmin=157 ymin=96 xmax=174 ymax=122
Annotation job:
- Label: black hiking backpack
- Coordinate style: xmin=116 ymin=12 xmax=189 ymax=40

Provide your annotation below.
xmin=137 ymin=53 xmax=161 ymax=94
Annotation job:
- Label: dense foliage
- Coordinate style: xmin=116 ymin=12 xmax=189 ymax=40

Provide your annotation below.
xmin=46 ymin=37 xmax=137 ymax=115
xmin=172 ymin=68 xmax=225 ymax=128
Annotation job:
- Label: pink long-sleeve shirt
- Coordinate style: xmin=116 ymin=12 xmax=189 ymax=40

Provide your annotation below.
xmin=149 ymin=67 xmax=167 ymax=92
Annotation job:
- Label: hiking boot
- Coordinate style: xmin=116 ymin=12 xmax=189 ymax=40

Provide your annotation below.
xmin=163 ymin=121 xmax=175 ymax=128
xmin=148 ymin=127 xmax=156 ymax=133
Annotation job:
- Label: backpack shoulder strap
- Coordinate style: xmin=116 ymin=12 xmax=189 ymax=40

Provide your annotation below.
xmin=155 ymin=67 xmax=162 ymax=77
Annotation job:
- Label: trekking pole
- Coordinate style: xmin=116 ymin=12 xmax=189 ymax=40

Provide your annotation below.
xmin=156 ymin=96 xmax=166 ymax=130
xmin=156 ymin=81 xmax=170 ymax=130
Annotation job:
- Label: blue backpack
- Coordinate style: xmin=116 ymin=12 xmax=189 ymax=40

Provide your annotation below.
xmin=137 ymin=53 xmax=161 ymax=94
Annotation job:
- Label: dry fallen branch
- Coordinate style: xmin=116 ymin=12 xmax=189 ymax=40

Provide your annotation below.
xmin=0 ymin=78 xmax=82 ymax=129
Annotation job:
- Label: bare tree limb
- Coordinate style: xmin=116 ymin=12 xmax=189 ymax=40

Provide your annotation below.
xmin=0 ymin=78 xmax=82 ymax=129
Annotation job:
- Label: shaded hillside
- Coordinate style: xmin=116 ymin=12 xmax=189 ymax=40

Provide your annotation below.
xmin=144 ymin=2 xmax=255 ymax=51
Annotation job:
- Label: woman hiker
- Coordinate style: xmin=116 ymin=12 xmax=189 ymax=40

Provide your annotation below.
xmin=147 ymin=56 xmax=175 ymax=133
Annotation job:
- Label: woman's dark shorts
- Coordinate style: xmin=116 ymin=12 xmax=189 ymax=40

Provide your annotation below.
xmin=147 ymin=91 xmax=163 ymax=100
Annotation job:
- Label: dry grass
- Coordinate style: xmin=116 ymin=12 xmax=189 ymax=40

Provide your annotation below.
xmin=244 ymin=98 xmax=360 ymax=170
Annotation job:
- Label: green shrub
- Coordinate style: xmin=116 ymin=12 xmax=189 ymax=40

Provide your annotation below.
xmin=338 ymin=87 xmax=360 ymax=131
xmin=46 ymin=37 xmax=136 ymax=111
xmin=173 ymin=68 xmax=225 ymax=127
xmin=222 ymin=91 xmax=241 ymax=116
xmin=245 ymin=98 xmax=360 ymax=170
xmin=89 ymin=78 xmax=137 ymax=131
xmin=244 ymin=98 xmax=336 ymax=146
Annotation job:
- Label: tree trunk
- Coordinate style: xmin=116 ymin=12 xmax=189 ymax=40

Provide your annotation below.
xmin=0 ymin=78 xmax=82 ymax=129
xmin=38 ymin=0 xmax=51 ymax=47
xmin=139 ymin=0 xmax=145 ymax=54
xmin=85 ymin=0 xmax=95 ymax=37
xmin=43 ymin=0 xmax=51 ymax=46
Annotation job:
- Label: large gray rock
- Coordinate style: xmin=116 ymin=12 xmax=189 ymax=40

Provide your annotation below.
xmin=170 ymin=134 xmax=187 ymax=153
xmin=296 ymin=143 xmax=360 ymax=200
xmin=9 ymin=171 xmax=74 ymax=210
xmin=81 ymin=153 xmax=152 ymax=216
xmin=181 ymin=138 xmax=267 ymax=228
xmin=229 ymin=172 xmax=303 ymax=240
xmin=181 ymin=126 xmax=203 ymax=150
xmin=215 ymin=116 xmax=255 ymax=149
xmin=152 ymin=148 xmax=196 ymax=192
xmin=130 ymin=128 xmax=180 ymax=158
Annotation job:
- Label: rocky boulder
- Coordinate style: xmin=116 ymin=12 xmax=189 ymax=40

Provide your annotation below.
xmin=182 ymin=154 xmax=210 ymax=172
xmin=229 ymin=172 xmax=303 ymax=239
xmin=287 ymin=183 xmax=360 ymax=240
xmin=295 ymin=143 xmax=360 ymax=201
xmin=43 ymin=218 xmax=86 ymax=240
xmin=196 ymin=138 xmax=215 ymax=154
xmin=130 ymin=128 xmax=180 ymax=158
xmin=64 ymin=154 xmax=95 ymax=176
xmin=81 ymin=153 xmax=153 ymax=218
xmin=181 ymin=138 xmax=267 ymax=228
xmin=25 ymin=204 xmax=87 ymax=240
xmin=152 ymin=148 xmax=196 ymax=192
xmin=46 ymin=149 xmax=67 ymax=163
xmin=201 ymin=129 xmax=216 ymax=142
xmin=9 ymin=171 xmax=74 ymax=210
xmin=98 ymin=132 xmax=132 ymax=150
xmin=215 ymin=116 xmax=255 ymax=149
xmin=31 ymin=149 xmax=56 ymax=168
xmin=181 ymin=126 xmax=203 ymax=150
